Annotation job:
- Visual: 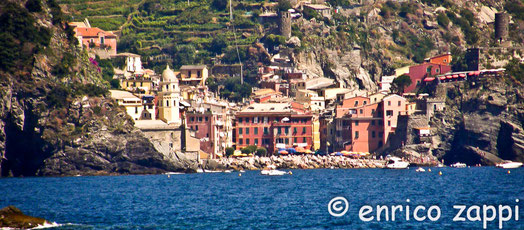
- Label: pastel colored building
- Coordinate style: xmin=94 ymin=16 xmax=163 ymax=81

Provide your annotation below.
xmin=109 ymin=90 xmax=144 ymax=121
xmin=186 ymin=101 xmax=233 ymax=158
xmin=179 ymin=65 xmax=208 ymax=86
xmin=73 ymin=27 xmax=117 ymax=55
xmin=332 ymin=94 xmax=408 ymax=153
xmin=158 ymin=66 xmax=182 ymax=125
xmin=405 ymin=63 xmax=451 ymax=93
xmin=234 ymin=103 xmax=314 ymax=154
xmin=428 ymin=53 xmax=452 ymax=66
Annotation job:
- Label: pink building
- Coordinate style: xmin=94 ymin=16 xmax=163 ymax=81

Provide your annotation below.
xmin=333 ymin=94 xmax=408 ymax=153
xmin=406 ymin=63 xmax=451 ymax=93
xmin=73 ymin=27 xmax=117 ymax=55
xmin=235 ymin=103 xmax=313 ymax=154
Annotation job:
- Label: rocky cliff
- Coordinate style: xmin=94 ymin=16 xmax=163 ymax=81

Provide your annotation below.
xmin=426 ymin=77 xmax=524 ymax=165
xmin=0 ymin=0 xmax=193 ymax=177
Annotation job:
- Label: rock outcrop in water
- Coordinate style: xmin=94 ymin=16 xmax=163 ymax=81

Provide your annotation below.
xmin=0 ymin=0 xmax=193 ymax=177
xmin=0 ymin=206 xmax=50 ymax=229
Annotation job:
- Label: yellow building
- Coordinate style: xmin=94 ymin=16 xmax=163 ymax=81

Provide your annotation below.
xmin=179 ymin=65 xmax=208 ymax=86
xmin=158 ymin=65 xmax=182 ymax=125
xmin=109 ymin=90 xmax=144 ymax=121
xmin=312 ymin=115 xmax=321 ymax=150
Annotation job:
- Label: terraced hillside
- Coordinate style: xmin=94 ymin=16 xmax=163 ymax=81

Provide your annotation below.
xmin=58 ymin=0 xmax=143 ymax=31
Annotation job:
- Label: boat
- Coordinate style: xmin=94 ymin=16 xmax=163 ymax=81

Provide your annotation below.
xmin=450 ymin=162 xmax=467 ymax=168
xmin=261 ymin=169 xmax=287 ymax=176
xmin=385 ymin=157 xmax=410 ymax=169
xmin=496 ymin=161 xmax=523 ymax=169
xmin=416 ymin=167 xmax=426 ymax=172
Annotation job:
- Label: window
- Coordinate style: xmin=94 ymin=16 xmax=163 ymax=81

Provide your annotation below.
xmin=285 ymin=127 xmax=289 ymax=134
xmin=294 ymin=137 xmax=297 ymax=143
xmin=379 ymin=121 xmax=384 ymax=126
xmin=426 ymin=67 xmax=432 ymax=73
xmin=371 ymin=120 xmax=375 ymax=125
xmin=302 ymin=127 xmax=306 ymax=134
xmin=135 ymin=107 xmax=138 ymax=114
xmin=388 ymin=101 xmax=391 ymax=106
xmin=379 ymin=132 xmax=383 ymax=137
xmin=364 ymin=101 xmax=367 ymax=105
xmin=254 ymin=117 xmax=258 ymax=123
xmin=195 ymin=125 xmax=199 ymax=131
xmin=285 ymin=138 xmax=289 ymax=144
xmin=198 ymin=117 xmax=202 ymax=122
xmin=355 ymin=131 xmax=359 ymax=139
xmin=246 ymin=139 xmax=250 ymax=145
xmin=398 ymin=101 xmax=401 ymax=106
xmin=239 ymin=128 xmax=243 ymax=135
xmin=388 ymin=121 xmax=391 ymax=126
xmin=303 ymin=137 xmax=307 ymax=143
xmin=278 ymin=127 xmax=282 ymax=134
xmin=239 ymin=139 xmax=243 ymax=145
xmin=264 ymin=127 xmax=269 ymax=134
xmin=355 ymin=101 xmax=359 ymax=106
xmin=372 ymin=109 xmax=375 ymax=114
xmin=246 ymin=128 xmax=250 ymax=134
xmin=436 ymin=68 xmax=440 ymax=73
xmin=245 ymin=118 xmax=250 ymax=123
xmin=294 ymin=127 xmax=297 ymax=133
xmin=360 ymin=109 xmax=363 ymax=114
xmin=190 ymin=117 xmax=195 ymax=122
xmin=254 ymin=127 xmax=258 ymax=135
xmin=205 ymin=117 xmax=208 ymax=122
xmin=264 ymin=117 xmax=268 ymax=123
xmin=238 ymin=118 xmax=243 ymax=123
xmin=372 ymin=131 xmax=376 ymax=138
xmin=254 ymin=139 xmax=258 ymax=145
xmin=386 ymin=110 xmax=393 ymax=116
xmin=355 ymin=121 xmax=359 ymax=126
xmin=166 ymin=100 xmax=169 ymax=107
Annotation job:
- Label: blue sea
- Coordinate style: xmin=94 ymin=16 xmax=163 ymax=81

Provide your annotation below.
xmin=1 ymin=167 xmax=523 ymax=229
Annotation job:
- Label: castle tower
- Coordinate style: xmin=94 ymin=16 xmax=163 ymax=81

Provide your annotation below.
xmin=279 ymin=11 xmax=292 ymax=39
xmin=158 ymin=65 xmax=181 ymax=125
xmin=494 ymin=12 xmax=509 ymax=43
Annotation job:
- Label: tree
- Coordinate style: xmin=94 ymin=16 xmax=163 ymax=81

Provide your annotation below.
xmin=277 ymin=0 xmax=292 ymax=12
xmin=256 ymin=147 xmax=267 ymax=157
xmin=246 ymin=145 xmax=258 ymax=154
xmin=211 ymin=0 xmax=228 ymax=11
xmin=225 ymin=147 xmax=235 ymax=157
xmin=209 ymin=36 xmax=227 ymax=54
xmin=505 ymin=58 xmax=524 ymax=82
xmin=391 ymin=74 xmax=412 ymax=94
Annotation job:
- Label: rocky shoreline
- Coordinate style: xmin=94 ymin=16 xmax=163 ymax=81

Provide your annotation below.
xmin=215 ymin=155 xmax=388 ymax=170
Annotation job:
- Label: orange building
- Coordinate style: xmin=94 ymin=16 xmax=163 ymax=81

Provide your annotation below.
xmin=428 ymin=53 xmax=452 ymax=66
xmin=73 ymin=27 xmax=117 ymax=55
xmin=333 ymin=94 xmax=408 ymax=153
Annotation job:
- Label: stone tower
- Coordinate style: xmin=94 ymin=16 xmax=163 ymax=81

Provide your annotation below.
xmin=158 ymin=65 xmax=181 ymax=125
xmin=494 ymin=12 xmax=509 ymax=43
xmin=279 ymin=11 xmax=292 ymax=39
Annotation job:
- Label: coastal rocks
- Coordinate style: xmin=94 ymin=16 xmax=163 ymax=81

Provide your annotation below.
xmin=217 ymin=155 xmax=386 ymax=170
xmin=428 ymin=78 xmax=524 ymax=165
xmin=0 ymin=206 xmax=50 ymax=229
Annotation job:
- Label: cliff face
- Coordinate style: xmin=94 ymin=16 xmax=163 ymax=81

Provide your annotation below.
xmin=430 ymin=77 xmax=524 ymax=165
xmin=0 ymin=0 xmax=192 ymax=177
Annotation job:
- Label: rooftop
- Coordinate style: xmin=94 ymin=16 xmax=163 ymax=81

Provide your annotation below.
xmin=180 ymin=65 xmax=207 ymax=70
xmin=240 ymin=103 xmax=293 ymax=113
xmin=75 ymin=27 xmax=116 ymax=38
xmin=304 ymin=4 xmax=331 ymax=10
xmin=109 ymin=90 xmax=139 ymax=100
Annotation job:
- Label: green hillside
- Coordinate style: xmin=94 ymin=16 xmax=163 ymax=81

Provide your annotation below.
xmin=57 ymin=0 xmax=142 ymax=31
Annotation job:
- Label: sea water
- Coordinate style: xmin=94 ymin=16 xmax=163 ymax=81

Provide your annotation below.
xmin=1 ymin=167 xmax=523 ymax=229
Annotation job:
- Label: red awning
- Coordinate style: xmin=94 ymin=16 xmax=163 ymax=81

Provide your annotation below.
xmin=446 ymin=75 xmax=453 ymax=79
xmin=452 ymin=74 xmax=459 ymax=78
xmin=459 ymin=73 xmax=466 ymax=77
xmin=475 ymin=71 xmax=481 ymax=75
xmin=439 ymin=76 xmax=446 ymax=80
xmin=468 ymin=72 xmax=474 ymax=76
xmin=423 ymin=77 xmax=435 ymax=82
